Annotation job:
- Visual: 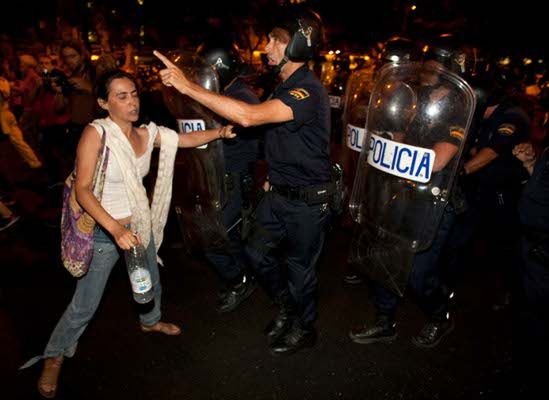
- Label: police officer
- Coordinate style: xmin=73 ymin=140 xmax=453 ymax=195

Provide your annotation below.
xmin=343 ymin=35 xmax=420 ymax=285
xmin=196 ymin=41 xmax=261 ymax=313
xmin=155 ymin=6 xmax=331 ymax=355
xmin=377 ymin=36 xmax=419 ymax=67
xmin=444 ymin=77 xmax=531 ymax=308
xmin=512 ymin=141 xmax=549 ymax=394
xmin=349 ymin=54 xmax=468 ymax=348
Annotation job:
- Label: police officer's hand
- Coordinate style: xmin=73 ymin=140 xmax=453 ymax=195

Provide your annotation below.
xmin=219 ymin=125 xmax=236 ymax=139
xmin=154 ymin=50 xmax=190 ymax=94
xmin=513 ymin=142 xmax=536 ymax=166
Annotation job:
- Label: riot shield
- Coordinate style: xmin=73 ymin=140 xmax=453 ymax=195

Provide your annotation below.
xmin=161 ymin=51 xmax=227 ymax=252
xmin=324 ymin=56 xmax=350 ymax=144
xmin=348 ymin=62 xmax=476 ymax=295
xmin=339 ymin=66 xmax=376 ymax=224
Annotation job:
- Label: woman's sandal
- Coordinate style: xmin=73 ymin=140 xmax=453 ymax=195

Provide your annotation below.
xmin=37 ymin=356 xmax=64 ymax=399
xmin=140 ymin=321 xmax=181 ymax=336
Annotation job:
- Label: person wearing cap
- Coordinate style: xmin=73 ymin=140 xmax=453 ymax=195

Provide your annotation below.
xmin=155 ymin=5 xmax=331 ymax=355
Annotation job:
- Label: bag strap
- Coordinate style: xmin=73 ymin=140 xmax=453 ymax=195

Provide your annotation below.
xmin=67 ymin=124 xmax=109 ymax=198
xmin=92 ymin=126 xmax=110 ymax=201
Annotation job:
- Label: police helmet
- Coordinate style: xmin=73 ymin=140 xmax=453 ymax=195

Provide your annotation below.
xmin=423 ymin=34 xmax=483 ymax=79
xmin=196 ymin=41 xmax=243 ymax=88
xmin=379 ymin=36 xmax=418 ymax=65
xmin=272 ymin=6 xmax=324 ymax=62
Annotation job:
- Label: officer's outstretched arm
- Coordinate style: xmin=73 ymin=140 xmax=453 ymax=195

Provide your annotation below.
xmin=154 ymin=50 xmax=293 ymax=127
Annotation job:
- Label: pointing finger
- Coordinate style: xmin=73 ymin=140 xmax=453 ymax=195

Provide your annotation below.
xmin=153 ymin=50 xmax=176 ymax=68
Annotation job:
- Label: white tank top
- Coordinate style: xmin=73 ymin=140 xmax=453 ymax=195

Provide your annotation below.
xmin=100 ymin=128 xmax=157 ymax=219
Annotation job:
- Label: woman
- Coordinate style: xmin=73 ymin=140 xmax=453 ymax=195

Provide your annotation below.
xmin=35 ymin=69 xmax=234 ymax=398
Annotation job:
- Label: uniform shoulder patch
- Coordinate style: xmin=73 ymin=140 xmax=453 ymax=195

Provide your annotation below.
xmin=449 ymin=126 xmax=465 ymax=141
xmin=497 ymin=123 xmax=516 ymax=136
xmin=288 ymin=88 xmax=310 ymax=100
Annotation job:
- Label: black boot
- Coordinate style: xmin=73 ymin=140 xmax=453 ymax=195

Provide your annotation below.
xmin=349 ymin=314 xmax=397 ymax=344
xmin=264 ymin=295 xmax=296 ymax=342
xmin=269 ymin=321 xmax=317 ymax=356
xmin=216 ymin=274 xmax=257 ymax=313
xmin=411 ymin=314 xmax=454 ymax=348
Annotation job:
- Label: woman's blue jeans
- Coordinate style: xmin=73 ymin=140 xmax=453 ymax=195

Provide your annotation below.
xmin=43 ymin=227 xmax=162 ymax=358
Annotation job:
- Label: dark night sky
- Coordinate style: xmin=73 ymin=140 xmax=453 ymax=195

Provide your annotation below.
xmin=1 ymin=0 xmax=546 ymax=55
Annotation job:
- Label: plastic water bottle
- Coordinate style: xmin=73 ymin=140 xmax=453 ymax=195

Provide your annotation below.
xmin=124 ymin=244 xmax=154 ymax=304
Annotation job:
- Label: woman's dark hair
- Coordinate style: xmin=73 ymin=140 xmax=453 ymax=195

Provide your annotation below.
xmin=95 ymin=69 xmax=138 ymax=101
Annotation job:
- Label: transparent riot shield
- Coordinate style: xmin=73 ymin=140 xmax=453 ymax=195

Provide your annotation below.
xmin=161 ymin=51 xmax=227 ymax=252
xmin=339 ymin=67 xmax=376 ymax=224
xmin=348 ymin=61 xmax=476 ymax=295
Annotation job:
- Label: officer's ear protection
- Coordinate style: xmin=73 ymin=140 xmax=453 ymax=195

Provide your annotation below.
xmin=285 ymin=17 xmax=319 ymax=61
xmin=273 ymin=7 xmax=324 ymax=63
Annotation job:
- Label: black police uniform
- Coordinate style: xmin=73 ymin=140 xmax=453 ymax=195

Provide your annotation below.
xmin=515 ymin=147 xmax=549 ymax=392
xmin=246 ymin=65 xmax=331 ymax=329
xmin=444 ymin=100 xmax=530 ymax=289
xmin=373 ymin=85 xmax=464 ymax=319
xmin=204 ymin=78 xmax=260 ymax=303
xmin=351 ymin=80 xmax=465 ymax=347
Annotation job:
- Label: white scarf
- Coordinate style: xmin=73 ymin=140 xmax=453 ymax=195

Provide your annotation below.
xmin=90 ymin=117 xmax=179 ymax=258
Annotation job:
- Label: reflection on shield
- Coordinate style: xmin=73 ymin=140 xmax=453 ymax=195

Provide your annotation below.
xmin=340 ymin=67 xmax=375 ymax=225
xmin=162 ymin=51 xmax=228 ymax=253
xmin=348 ymin=62 xmax=476 ymax=295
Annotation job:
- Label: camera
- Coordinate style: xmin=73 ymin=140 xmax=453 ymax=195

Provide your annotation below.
xmin=42 ymin=68 xmax=75 ymax=96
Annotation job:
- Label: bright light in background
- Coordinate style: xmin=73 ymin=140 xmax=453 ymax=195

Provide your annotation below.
xmin=499 ymin=57 xmax=511 ymax=66
xmin=90 ymin=55 xmax=100 ymax=61
xmin=523 ymin=58 xmax=532 ymax=66
xmin=335 ymin=50 xmax=341 ymax=55
xmin=137 ymin=0 xmax=144 ymax=5
xmin=411 ymin=5 xmax=417 ymax=11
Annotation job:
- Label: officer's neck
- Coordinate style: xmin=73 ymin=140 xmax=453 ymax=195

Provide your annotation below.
xmin=280 ymin=61 xmax=305 ymax=82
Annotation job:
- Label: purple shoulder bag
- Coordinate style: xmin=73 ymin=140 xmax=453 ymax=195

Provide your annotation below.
xmin=60 ymin=126 xmax=110 ymax=277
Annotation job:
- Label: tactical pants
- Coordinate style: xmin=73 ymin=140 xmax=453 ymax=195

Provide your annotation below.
xmin=442 ymin=189 xmax=520 ymax=289
xmin=245 ymin=191 xmax=331 ymax=326
xmin=373 ymin=205 xmax=455 ymax=319
xmin=204 ymin=174 xmax=246 ymax=283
